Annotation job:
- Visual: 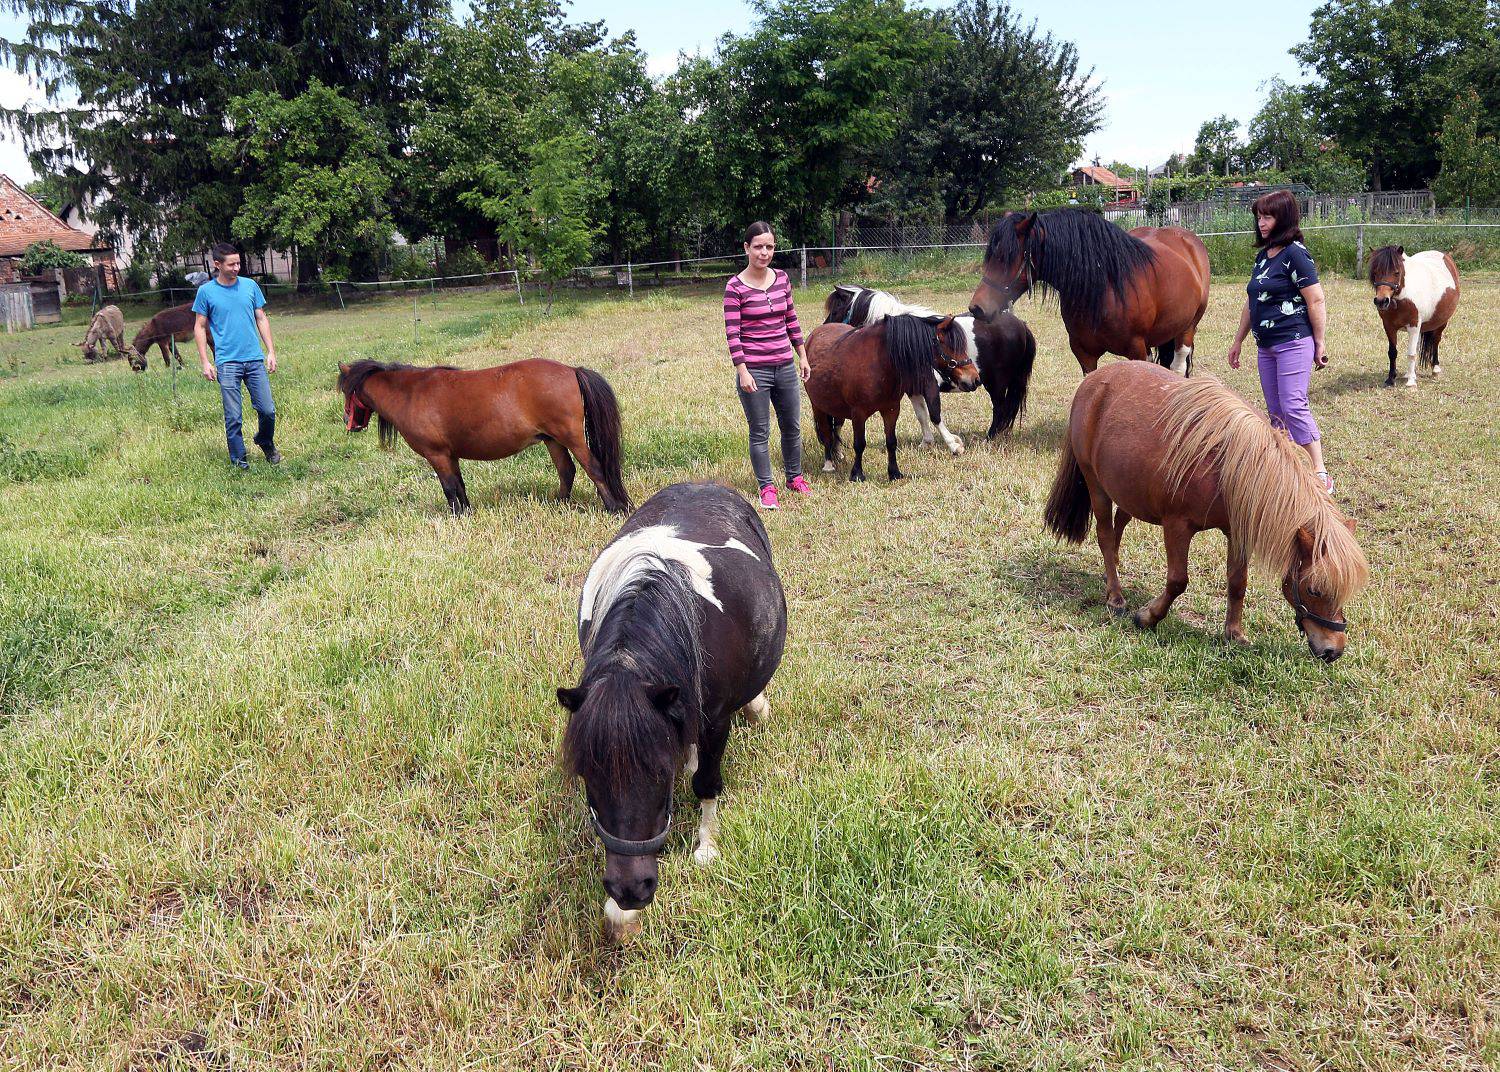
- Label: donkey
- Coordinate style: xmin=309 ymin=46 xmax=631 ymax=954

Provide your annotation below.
xmin=559 ymin=482 xmax=787 ymax=940
xmin=1367 ymin=246 xmax=1460 ymax=388
xmin=77 ymin=305 xmax=141 ymax=369
xmin=131 ymin=303 xmax=209 ymax=370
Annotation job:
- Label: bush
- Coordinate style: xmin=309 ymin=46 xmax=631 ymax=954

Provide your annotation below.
xmin=386 ymin=245 xmax=434 ymax=281
xmin=19 ymin=240 xmax=87 ymax=275
xmin=438 ymin=246 xmax=496 ymax=280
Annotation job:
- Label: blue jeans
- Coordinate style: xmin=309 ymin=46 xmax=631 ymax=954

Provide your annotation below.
xmin=218 ymin=360 xmax=276 ymax=465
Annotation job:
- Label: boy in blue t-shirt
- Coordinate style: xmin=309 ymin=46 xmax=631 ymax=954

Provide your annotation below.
xmin=192 ymin=242 xmax=281 ymax=469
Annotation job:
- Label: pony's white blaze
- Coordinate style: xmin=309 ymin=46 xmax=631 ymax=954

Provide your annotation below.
xmin=692 ymin=798 xmax=720 ymax=865
xmin=579 ymin=524 xmax=761 ymax=624
xmin=603 ymin=897 xmax=642 ymax=937
xmin=954 ymin=315 xmax=979 ymax=363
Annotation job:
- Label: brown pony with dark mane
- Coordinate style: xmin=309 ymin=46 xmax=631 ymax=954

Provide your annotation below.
xmin=804 ymin=313 xmax=982 ymax=481
xmin=131 ymin=303 xmax=206 ymax=370
xmin=969 ymin=208 xmax=1210 ymax=376
xmin=1045 ymin=362 xmax=1369 ymax=660
xmin=337 ymin=358 xmax=630 ymax=515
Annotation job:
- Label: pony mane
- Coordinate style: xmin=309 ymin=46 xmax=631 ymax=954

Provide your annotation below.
xmin=1158 ymin=376 xmax=1369 ymax=603
xmin=824 ymin=285 xmax=942 ymax=326
xmin=985 ymin=209 xmax=1156 ymax=330
xmin=562 ymin=556 xmax=703 ymax=796
xmin=1368 ymin=245 xmax=1403 ymax=285
xmin=338 ymin=359 xmax=461 ymax=449
xmin=881 ymin=313 xmax=958 ymax=397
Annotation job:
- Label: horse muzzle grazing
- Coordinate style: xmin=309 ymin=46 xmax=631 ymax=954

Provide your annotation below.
xmin=1283 ymin=572 xmax=1348 ymax=662
xmin=344 ymin=393 xmax=373 ymax=431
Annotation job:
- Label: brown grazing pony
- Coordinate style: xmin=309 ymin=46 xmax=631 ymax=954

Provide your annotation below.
xmin=1367 ymin=245 xmax=1460 ymax=388
xmin=1045 ymin=362 xmax=1369 ymax=660
xmin=805 ymin=313 xmax=982 ymax=481
xmin=131 ymin=303 xmax=208 ymax=370
xmin=337 ymin=358 xmax=630 ymax=515
xmin=969 ymin=208 xmax=1210 ymax=376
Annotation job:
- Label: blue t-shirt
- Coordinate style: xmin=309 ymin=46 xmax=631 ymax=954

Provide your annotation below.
xmin=1248 ymin=241 xmax=1319 ymax=347
xmin=191 ymin=276 xmax=267 ymax=364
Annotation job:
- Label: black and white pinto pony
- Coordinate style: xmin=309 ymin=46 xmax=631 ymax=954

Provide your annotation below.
xmin=559 ymin=482 xmax=787 ymax=940
xmin=825 ymin=284 xmax=1036 ymax=440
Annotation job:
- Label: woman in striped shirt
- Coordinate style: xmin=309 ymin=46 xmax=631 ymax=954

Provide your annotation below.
xmin=724 ymin=221 xmax=812 ymax=509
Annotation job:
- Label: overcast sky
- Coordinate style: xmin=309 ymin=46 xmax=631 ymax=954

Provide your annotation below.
xmin=0 ymin=0 xmax=1321 ymax=186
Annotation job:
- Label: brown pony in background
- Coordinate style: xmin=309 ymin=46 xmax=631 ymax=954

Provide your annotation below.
xmin=1045 ymin=362 xmax=1369 ymax=660
xmin=970 ymin=208 xmax=1210 ymax=376
xmin=337 ymin=357 xmax=630 ymax=516
xmin=804 ymin=313 xmax=981 ymax=481
xmin=131 ymin=303 xmax=207 ymax=370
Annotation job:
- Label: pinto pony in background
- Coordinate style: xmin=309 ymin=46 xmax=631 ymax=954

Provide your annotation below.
xmin=1367 ymin=245 xmax=1460 ymax=388
xmin=337 ymin=357 xmax=630 ymax=515
xmin=1046 ymin=362 xmax=1369 ymax=660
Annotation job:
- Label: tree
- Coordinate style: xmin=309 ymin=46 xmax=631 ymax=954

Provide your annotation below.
xmin=18 ymin=239 xmax=86 ymax=274
xmin=22 ymin=174 xmax=70 ymax=216
xmin=1245 ymin=79 xmax=1318 ymax=172
xmin=1292 ymin=0 xmax=1492 ymax=189
xmin=1433 ymin=88 xmax=1500 ymax=205
xmin=216 ymin=82 xmax=394 ymax=284
xmin=879 ymin=0 xmax=1102 ymax=220
xmin=1189 ymin=115 xmax=1243 ymax=176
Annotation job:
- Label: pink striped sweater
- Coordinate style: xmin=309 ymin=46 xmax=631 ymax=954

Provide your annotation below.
xmin=723 ymin=270 xmax=804 ymax=367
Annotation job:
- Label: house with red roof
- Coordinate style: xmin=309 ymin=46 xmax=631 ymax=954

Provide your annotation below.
xmin=0 ymin=173 xmax=117 ymax=288
xmin=1070 ymin=165 xmax=1139 ymax=205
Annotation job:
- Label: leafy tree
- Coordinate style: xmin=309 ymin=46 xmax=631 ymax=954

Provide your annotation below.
xmin=1292 ymin=0 xmax=1492 ymax=189
xmin=1244 ymin=78 xmax=1366 ymax=193
xmin=1189 ymin=115 xmax=1243 ymax=176
xmin=18 ymin=239 xmax=86 ymax=274
xmin=879 ymin=0 xmax=1102 ymax=220
xmin=22 ymin=174 xmax=70 ymax=216
xmin=1433 ymin=88 xmax=1500 ymax=205
xmin=216 ymin=82 xmax=393 ymax=284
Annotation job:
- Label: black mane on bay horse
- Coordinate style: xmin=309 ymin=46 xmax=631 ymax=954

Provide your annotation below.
xmin=559 ymin=481 xmax=787 ymax=940
xmin=337 ymin=357 xmax=630 ymax=515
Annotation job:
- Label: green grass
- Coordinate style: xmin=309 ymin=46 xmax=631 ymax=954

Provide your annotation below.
xmin=0 ymin=279 xmax=1496 ymax=1069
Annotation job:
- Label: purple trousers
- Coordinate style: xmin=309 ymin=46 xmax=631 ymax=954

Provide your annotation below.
xmin=1256 ymin=337 xmax=1320 ymax=445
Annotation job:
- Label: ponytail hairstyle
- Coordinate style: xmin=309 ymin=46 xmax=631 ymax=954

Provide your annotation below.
xmin=743 ymin=221 xmax=774 ymax=247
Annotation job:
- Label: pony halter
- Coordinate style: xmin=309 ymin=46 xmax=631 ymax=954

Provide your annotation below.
xmin=589 ymin=802 xmax=672 ymax=856
xmin=1291 ymin=572 xmax=1346 ymax=634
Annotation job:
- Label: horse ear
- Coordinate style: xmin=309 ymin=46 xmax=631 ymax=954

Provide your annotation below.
xmin=936 ymin=315 xmax=954 ymax=332
xmin=648 ymin=685 xmax=680 ymax=717
xmin=337 ymin=361 xmax=349 ymax=373
xmin=1015 ymin=212 xmax=1037 ymax=237
xmin=1295 ymin=525 xmax=1315 ymax=556
xmin=556 ymin=686 xmax=587 ymax=712
xmin=1396 ymin=245 xmax=1404 ymax=256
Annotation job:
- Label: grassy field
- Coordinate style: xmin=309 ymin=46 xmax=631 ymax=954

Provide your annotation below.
xmin=0 ymin=271 xmax=1496 ymax=1070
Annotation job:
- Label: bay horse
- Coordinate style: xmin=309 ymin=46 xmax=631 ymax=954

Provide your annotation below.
xmin=1044 ymin=362 xmax=1369 ymax=660
xmin=825 ymin=284 xmax=1036 ymax=440
xmin=1367 ymin=245 xmax=1460 ymax=388
xmin=805 ymin=313 xmax=982 ymax=481
xmin=131 ymin=303 xmax=206 ymax=370
xmin=559 ymin=481 xmax=787 ymax=940
xmin=337 ymin=357 xmax=630 ymax=515
xmin=77 ymin=305 xmax=141 ymax=369
xmin=969 ymin=208 xmax=1210 ymax=376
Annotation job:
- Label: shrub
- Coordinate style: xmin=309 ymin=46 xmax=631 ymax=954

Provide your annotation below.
xmin=19 ymin=240 xmax=87 ymax=275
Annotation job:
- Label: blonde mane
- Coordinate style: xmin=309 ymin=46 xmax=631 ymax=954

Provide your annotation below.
xmin=1159 ymin=376 xmax=1369 ymax=603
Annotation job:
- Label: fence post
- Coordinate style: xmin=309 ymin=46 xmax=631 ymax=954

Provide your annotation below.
xmin=516 ymin=269 xmax=524 ymax=306
xmin=800 ymin=247 xmax=807 ymax=289
xmin=334 ymin=281 xmax=345 ymax=311
xmin=627 ymin=261 xmax=633 ymax=298
xmin=1354 ymin=224 xmax=1365 ymax=277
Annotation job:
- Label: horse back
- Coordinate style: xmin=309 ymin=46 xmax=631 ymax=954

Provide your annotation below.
xmin=401 ymin=358 xmax=584 ymax=455
xmin=1407 ymin=251 xmax=1460 ymax=329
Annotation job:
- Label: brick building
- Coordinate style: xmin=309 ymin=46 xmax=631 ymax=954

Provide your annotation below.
xmin=0 ymin=173 xmax=118 ymax=289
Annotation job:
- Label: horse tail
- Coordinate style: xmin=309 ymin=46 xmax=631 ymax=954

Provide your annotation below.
xmin=378 ymin=415 xmax=398 ymax=450
xmin=985 ymin=323 xmax=1036 ymax=436
xmin=1044 ymin=434 xmax=1092 ymax=545
xmin=1420 ymin=329 xmax=1437 ymax=370
xmin=575 ymin=366 xmax=632 ymax=513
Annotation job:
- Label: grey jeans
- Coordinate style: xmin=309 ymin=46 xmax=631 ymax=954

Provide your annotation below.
xmin=736 ymin=361 xmax=803 ymax=490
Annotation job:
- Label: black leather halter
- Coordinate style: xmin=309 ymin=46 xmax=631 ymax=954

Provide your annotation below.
xmin=589 ymin=802 xmax=672 ymax=856
xmin=1291 ymin=572 xmax=1346 ymax=634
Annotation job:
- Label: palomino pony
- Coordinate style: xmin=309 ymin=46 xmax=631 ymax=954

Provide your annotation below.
xmin=1045 ymin=362 xmax=1369 ymax=660
xmin=337 ymin=358 xmax=630 ymax=515
xmin=824 ymin=284 xmax=1036 ymax=439
xmin=1367 ymin=245 xmax=1460 ymax=388
xmin=560 ymin=482 xmax=786 ymax=940
xmin=805 ymin=313 xmax=982 ymax=481
xmin=131 ymin=303 xmax=206 ymax=369
xmin=969 ymin=208 xmax=1210 ymax=376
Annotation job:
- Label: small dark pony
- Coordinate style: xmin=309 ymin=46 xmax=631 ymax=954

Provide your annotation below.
xmin=804 ymin=313 xmax=982 ymax=481
xmin=131 ymin=304 xmax=206 ymax=370
xmin=824 ymin=284 xmax=1036 ymax=440
xmin=337 ymin=357 xmax=630 ymax=515
xmin=970 ymin=208 xmax=1210 ymax=376
xmin=560 ymin=482 xmax=787 ymax=939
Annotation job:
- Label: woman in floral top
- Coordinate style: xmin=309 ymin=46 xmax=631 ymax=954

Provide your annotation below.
xmin=1226 ymin=190 xmax=1335 ymax=493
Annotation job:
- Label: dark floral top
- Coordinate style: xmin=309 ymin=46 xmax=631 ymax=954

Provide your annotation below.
xmin=1247 ymin=241 xmax=1319 ymax=347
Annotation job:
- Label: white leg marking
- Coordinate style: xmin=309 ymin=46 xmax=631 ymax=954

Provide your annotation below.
xmin=1170 ymin=345 xmax=1191 ymax=376
xmin=1406 ymin=328 xmax=1420 ymax=386
xmin=821 ymin=458 xmax=837 ymax=472
xmin=911 ymin=395 xmax=934 ymax=446
xmin=693 ymin=798 xmax=720 ymax=866
xmin=603 ymin=897 xmax=643 ymax=940
xmin=742 ymin=691 xmax=770 ymax=724
xmin=937 ymin=421 xmax=964 ymax=455
xmin=684 ymin=743 xmax=699 ymax=776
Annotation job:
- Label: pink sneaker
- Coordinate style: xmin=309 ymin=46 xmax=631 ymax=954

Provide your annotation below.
xmin=788 ymin=475 xmax=812 ymax=496
xmin=758 ymin=485 xmax=780 ymax=510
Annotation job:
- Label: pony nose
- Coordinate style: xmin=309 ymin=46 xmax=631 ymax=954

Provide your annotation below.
xmin=604 ymin=874 xmax=657 ymax=911
xmin=968 ymin=304 xmax=987 ymax=322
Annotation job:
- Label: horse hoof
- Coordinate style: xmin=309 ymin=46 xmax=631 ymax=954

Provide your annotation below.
xmin=1405 ymin=379 xmax=1417 ymax=389
xmin=888 ymin=472 xmax=905 ymax=481
xmin=1225 ymin=631 xmax=1250 ymax=647
xmin=1130 ymin=609 xmax=1155 ymax=631
xmin=821 ymin=460 xmax=836 ymax=472
xmin=947 ymin=440 xmax=964 ymax=456
xmin=1384 ymin=378 xmax=1395 ymax=388
xmin=1107 ymin=602 xmax=1129 ymax=618
xmin=692 ymin=843 xmax=720 ymax=867
xmin=1432 ymin=366 xmax=1442 ymax=378
xmin=850 ymin=472 xmax=866 ymax=483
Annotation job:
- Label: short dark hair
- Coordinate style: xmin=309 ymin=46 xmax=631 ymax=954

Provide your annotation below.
xmin=1250 ymin=191 xmax=1303 ymax=249
xmin=743 ymin=221 xmax=774 ymax=245
xmin=210 ymin=242 xmax=239 ymax=263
